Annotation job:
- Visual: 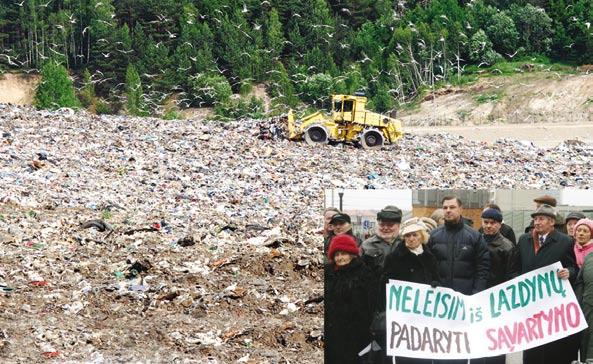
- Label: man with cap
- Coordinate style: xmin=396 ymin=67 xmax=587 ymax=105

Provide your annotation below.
xmin=566 ymin=211 xmax=587 ymax=239
xmin=481 ymin=208 xmax=514 ymax=289
xmin=478 ymin=204 xmax=517 ymax=245
xmin=479 ymin=208 xmax=514 ymax=364
xmin=429 ymin=196 xmax=490 ymax=364
xmin=510 ymin=204 xmax=578 ymax=364
xmin=534 ymin=194 xmax=557 ymax=208
xmin=323 ymin=213 xmax=359 ymax=255
xmin=360 ymin=205 xmax=402 ymax=274
xmin=525 ymin=194 xmax=566 ymax=234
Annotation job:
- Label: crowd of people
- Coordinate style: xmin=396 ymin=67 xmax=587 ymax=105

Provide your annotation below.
xmin=323 ymin=195 xmax=593 ymax=364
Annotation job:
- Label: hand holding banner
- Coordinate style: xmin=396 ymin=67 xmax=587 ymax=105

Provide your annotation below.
xmin=385 ymin=262 xmax=587 ymax=359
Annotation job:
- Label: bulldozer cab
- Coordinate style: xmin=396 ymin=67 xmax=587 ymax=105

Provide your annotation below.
xmin=332 ymin=94 xmax=362 ymax=123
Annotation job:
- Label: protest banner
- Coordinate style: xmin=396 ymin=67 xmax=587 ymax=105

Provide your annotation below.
xmin=385 ymin=262 xmax=587 ymax=359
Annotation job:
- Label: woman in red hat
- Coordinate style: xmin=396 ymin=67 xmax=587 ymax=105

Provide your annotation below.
xmin=325 ymin=233 xmax=376 ymax=364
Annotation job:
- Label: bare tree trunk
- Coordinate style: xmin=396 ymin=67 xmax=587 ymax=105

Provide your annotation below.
xmin=442 ymin=37 xmax=447 ymax=80
xmin=457 ymin=44 xmax=461 ymax=82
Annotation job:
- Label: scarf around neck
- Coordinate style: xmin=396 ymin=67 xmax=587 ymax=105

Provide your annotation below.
xmin=409 ymin=244 xmax=424 ymax=255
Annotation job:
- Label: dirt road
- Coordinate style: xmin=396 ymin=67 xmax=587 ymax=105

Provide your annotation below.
xmin=407 ymin=122 xmax=593 ymax=148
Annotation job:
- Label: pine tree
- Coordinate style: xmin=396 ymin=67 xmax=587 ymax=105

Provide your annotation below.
xmin=78 ymin=68 xmax=96 ymax=109
xmin=125 ymin=63 xmax=146 ymax=116
xmin=265 ymin=8 xmax=285 ymax=64
xmin=89 ymin=0 xmax=120 ymax=93
xmin=35 ymin=60 xmax=80 ymax=110
xmin=268 ymin=61 xmax=297 ymax=110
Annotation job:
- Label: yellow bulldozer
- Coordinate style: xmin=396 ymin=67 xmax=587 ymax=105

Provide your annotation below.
xmin=283 ymin=93 xmax=404 ymax=149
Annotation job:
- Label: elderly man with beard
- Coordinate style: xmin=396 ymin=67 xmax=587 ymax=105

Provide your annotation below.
xmin=510 ymin=204 xmax=578 ymax=364
xmin=360 ymin=205 xmax=402 ymax=275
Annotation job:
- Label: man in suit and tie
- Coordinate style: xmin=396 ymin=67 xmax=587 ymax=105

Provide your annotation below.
xmin=510 ymin=203 xmax=578 ymax=364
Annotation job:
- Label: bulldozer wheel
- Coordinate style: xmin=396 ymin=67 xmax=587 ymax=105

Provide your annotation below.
xmin=361 ymin=129 xmax=384 ymax=149
xmin=304 ymin=126 xmax=328 ymax=145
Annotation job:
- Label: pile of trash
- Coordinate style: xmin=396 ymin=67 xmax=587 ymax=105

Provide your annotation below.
xmin=0 ymin=104 xmax=592 ymax=362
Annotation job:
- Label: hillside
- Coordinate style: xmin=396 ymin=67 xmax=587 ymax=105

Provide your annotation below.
xmin=1 ymin=0 xmax=592 ymax=119
xmin=0 ymin=73 xmax=40 ymax=106
xmin=399 ymin=71 xmax=593 ymax=126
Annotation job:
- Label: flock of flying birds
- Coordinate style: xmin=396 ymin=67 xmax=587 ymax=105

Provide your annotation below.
xmin=1 ymin=0 xmax=592 ymax=113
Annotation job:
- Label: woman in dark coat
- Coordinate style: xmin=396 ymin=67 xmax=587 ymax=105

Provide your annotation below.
xmin=325 ymin=234 xmax=376 ymax=364
xmin=379 ymin=218 xmax=439 ymax=364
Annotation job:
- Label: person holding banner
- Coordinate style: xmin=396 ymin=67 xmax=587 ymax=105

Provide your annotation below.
xmin=379 ymin=217 xmax=439 ymax=364
xmin=427 ymin=196 xmax=490 ymax=364
xmin=574 ymin=218 xmax=593 ymax=360
xmin=479 ymin=208 xmax=514 ymax=364
xmin=325 ymin=234 xmax=376 ymax=364
xmin=427 ymin=196 xmax=490 ymax=296
xmin=510 ymin=203 xmax=578 ymax=364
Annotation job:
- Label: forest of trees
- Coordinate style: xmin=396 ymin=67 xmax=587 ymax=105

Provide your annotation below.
xmin=0 ymin=0 xmax=591 ymax=117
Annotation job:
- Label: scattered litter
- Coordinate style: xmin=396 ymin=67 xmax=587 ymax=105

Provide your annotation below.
xmin=0 ymin=104 xmax=591 ymax=362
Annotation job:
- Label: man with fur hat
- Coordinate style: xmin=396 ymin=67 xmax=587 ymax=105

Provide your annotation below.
xmin=510 ymin=204 xmax=577 ymax=364
xmin=360 ymin=205 xmax=402 ymax=273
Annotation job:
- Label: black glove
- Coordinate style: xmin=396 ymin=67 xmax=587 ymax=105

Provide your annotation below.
xmin=370 ymin=311 xmax=386 ymax=345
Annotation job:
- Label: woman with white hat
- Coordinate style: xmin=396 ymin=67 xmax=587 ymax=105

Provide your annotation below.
xmin=377 ymin=217 xmax=439 ymax=364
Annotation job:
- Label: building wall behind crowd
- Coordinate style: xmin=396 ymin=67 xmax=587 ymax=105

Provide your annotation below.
xmin=325 ymin=189 xmax=593 ymax=241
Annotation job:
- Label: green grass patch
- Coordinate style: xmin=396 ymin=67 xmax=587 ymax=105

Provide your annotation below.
xmin=101 ymin=209 xmax=112 ymax=220
xmin=162 ymin=109 xmax=183 ymax=120
xmin=464 ymin=55 xmax=575 ymax=77
xmin=474 ymin=91 xmax=505 ymax=104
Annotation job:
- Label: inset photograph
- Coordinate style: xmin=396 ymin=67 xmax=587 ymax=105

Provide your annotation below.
xmin=324 ymin=189 xmax=593 ymax=364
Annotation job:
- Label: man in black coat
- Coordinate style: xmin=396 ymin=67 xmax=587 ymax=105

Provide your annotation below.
xmin=510 ymin=204 xmax=578 ymax=364
xmin=427 ymin=196 xmax=490 ymax=364
xmin=480 ymin=208 xmax=514 ymax=364
xmin=478 ymin=203 xmax=517 ymax=245
xmin=427 ymin=196 xmax=491 ymax=295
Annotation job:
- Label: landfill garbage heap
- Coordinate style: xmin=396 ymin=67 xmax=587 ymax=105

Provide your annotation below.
xmin=1 ymin=104 xmax=592 ymax=362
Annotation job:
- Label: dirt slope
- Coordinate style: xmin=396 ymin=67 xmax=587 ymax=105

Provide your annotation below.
xmin=399 ymin=72 xmax=593 ymax=126
xmin=0 ymin=73 xmax=40 ymax=105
